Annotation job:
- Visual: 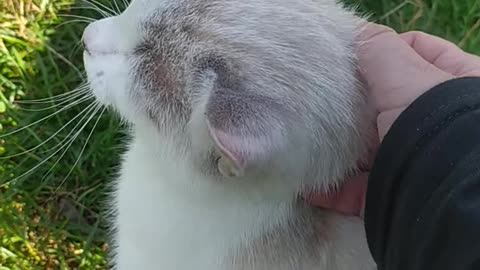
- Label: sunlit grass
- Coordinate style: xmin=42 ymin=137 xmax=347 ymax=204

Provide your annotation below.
xmin=351 ymin=0 xmax=480 ymax=54
xmin=0 ymin=0 xmax=478 ymax=268
xmin=0 ymin=0 xmax=122 ymax=268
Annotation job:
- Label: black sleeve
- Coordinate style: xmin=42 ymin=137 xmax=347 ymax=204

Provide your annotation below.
xmin=364 ymin=77 xmax=480 ymax=270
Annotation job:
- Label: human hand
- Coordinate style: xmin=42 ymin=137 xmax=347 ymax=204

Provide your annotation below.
xmin=309 ymin=22 xmax=480 ymax=217
xmin=362 ymin=23 xmax=480 ymax=140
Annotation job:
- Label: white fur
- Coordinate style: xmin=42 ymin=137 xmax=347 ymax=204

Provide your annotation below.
xmin=114 ymin=125 xmax=294 ymax=269
xmin=82 ymin=0 xmax=376 ymax=269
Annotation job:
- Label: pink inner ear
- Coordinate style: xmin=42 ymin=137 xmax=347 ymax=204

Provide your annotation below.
xmin=207 ymin=122 xmax=248 ymax=171
xmin=206 ymin=119 xmax=285 ymax=173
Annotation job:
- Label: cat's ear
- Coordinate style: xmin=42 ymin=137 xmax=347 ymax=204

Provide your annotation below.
xmin=206 ymin=88 xmax=288 ymax=178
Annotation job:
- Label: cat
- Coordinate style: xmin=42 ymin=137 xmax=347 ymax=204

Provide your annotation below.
xmin=82 ymin=0 xmax=376 ymax=269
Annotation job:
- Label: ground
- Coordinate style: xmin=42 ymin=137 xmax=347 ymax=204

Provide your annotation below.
xmin=0 ymin=0 xmax=479 ymax=269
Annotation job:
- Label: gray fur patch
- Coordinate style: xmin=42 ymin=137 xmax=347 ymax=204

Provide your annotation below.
xmin=129 ymin=0 xmax=374 ymax=185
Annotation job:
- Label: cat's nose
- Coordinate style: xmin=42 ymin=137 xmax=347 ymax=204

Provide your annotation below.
xmin=81 ymin=36 xmax=90 ymax=54
xmin=82 ymin=17 xmax=121 ymax=55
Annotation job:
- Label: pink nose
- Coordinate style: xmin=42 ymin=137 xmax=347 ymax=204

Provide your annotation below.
xmin=82 ymin=17 xmax=120 ymax=54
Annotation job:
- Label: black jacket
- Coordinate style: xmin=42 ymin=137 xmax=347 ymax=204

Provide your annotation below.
xmin=365 ymin=77 xmax=480 ymax=270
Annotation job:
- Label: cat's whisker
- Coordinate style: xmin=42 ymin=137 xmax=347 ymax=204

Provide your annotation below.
xmin=14 ymin=91 xmax=89 ymax=106
xmin=69 ymin=5 xmax=114 ymax=17
xmin=0 ymin=95 xmax=93 ymax=138
xmin=16 ymin=91 xmax=90 ymax=111
xmin=55 ymin=19 xmax=92 ymax=29
xmin=115 ymin=0 xmax=129 ymax=11
xmin=67 ymin=40 xmax=85 ymax=60
xmin=23 ymin=81 xmax=88 ymax=98
xmin=111 ymin=0 xmax=122 ymax=16
xmin=80 ymin=0 xmax=118 ymax=17
xmin=0 ymin=104 xmax=102 ymax=187
xmin=15 ymin=84 xmax=89 ymax=104
xmin=0 ymin=103 xmax=98 ymax=160
xmin=82 ymin=1 xmax=115 ymax=18
xmin=15 ymin=92 xmax=88 ymax=105
xmin=58 ymin=14 xmax=96 ymax=23
xmin=45 ymin=45 xmax=86 ymax=79
xmin=39 ymin=103 xmax=103 ymax=180
xmin=34 ymin=103 xmax=99 ymax=157
xmin=52 ymin=105 xmax=106 ymax=194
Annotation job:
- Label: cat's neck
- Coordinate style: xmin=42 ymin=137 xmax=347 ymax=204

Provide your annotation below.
xmin=127 ymin=123 xmax=301 ymax=203
xmin=116 ymin=130 xmax=298 ymax=268
xmin=119 ymin=124 xmax=300 ymax=217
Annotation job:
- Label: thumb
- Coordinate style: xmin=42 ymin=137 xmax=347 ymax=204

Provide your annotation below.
xmin=357 ymin=23 xmax=452 ymax=113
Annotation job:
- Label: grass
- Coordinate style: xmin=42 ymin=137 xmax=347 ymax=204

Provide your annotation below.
xmin=0 ymin=0 xmax=123 ymax=268
xmin=0 ymin=0 xmax=479 ymax=268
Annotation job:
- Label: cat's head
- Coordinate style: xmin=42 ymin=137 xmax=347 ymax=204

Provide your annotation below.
xmin=83 ymin=0 xmax=372 ymax=188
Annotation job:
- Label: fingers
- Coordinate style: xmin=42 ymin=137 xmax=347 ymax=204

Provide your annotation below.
xmin=307 ymin=173 xmax=368 ymax=218
xmin=357 ymin=23 xmax=452 ymax=112
xmin=357 ymin=22 xmax=396 ymax=43
xmin=400 ymin=31 xmax=459 ymax=64
xmin=400 ymin=31 xmax=480 ymax=77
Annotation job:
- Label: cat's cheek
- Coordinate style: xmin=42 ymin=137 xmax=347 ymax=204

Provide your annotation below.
xmin=83 ymin=51 xmax=131 ymax=109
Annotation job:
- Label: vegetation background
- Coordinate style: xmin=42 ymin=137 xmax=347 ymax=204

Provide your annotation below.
xmin=0 ymin=0 xmax=479 ymax=269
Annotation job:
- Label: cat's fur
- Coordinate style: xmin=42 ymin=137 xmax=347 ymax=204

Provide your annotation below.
xmin=82 ymin=0 xmax=376 ymax=269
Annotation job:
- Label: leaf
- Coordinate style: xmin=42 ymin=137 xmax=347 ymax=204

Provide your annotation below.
xmin=0 ymin=246 xmax=17 ymax=259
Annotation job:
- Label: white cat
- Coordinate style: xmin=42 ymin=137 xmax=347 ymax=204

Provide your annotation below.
xmin=82 ymin=0 xmax=376 ymax=269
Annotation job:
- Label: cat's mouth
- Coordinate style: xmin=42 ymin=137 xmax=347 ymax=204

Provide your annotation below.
xmin=82 ymin=38 xmax=91 ymax=55
xmin=83 ymin=47 xmax=121 ymax=57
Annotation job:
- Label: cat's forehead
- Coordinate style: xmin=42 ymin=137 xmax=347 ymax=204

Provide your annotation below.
xmin=124 ymin=0 xmax=211 ymax=21
xmin=123 ymin=0 xmax=168 ymax=17
xmin=119 ymin=0 xmax=220 ymax=48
